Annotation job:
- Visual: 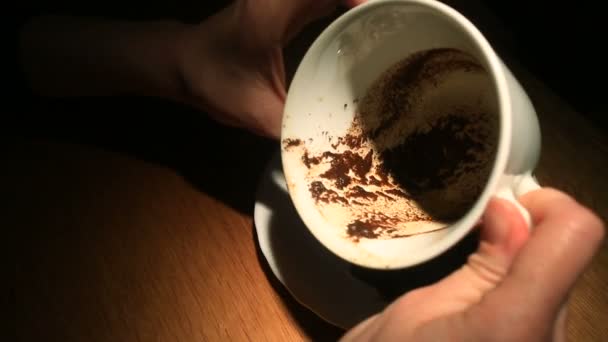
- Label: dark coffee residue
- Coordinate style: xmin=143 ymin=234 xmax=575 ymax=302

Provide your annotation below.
xmin=375 ymin=165 xmax=391 ymax=186
xmin=381 ymin=114 xmax=484 ymax=195
xmin=343 ymin=133 xmax=365 ymax=149
xmin=369 ymin=48 xmax=483 ymax=139
xmin=331 ymin=140 xmax=341 ymax=149
xmin=309 ymin=181 xmax=348 ymax=205
xmin=347 ymin=211 xmax=434 ymax=242
xmin=347 ymin=220 xmax=381 ymax=241
xmin=282 ymin=138 xmax=302 ymax=149
xmin=385 ymin=189 xmax=409 ymax=198
xmin=302 ymin=152 xmax=321 ymax=169
xmin=367 ymin=175 xmax=382 ymax=186
xmin=347 ymin=186 xmax=378 ymax=201
xmin=370 ymin=51 xmax=429 ymax=139
xmin=346 ymin=213 xmax=411 ymax=241
xmin=303 ymin=48 xmax=491 ymax=241
xmin=319 ymin=151 xmax=372 ymax=189
xmin=309 ymin=181 xmax=327 ymax=198
xmin=320 ymin=152 xmax=352 ymax=189
xmin=377 ymin=192 xmax=394 ymax=201
xmin=353 ymin=150 xmax=373 ymax=179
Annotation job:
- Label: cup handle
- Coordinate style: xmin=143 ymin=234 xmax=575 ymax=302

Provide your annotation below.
xmin=495 ymin=173 xmax=541 ymax=229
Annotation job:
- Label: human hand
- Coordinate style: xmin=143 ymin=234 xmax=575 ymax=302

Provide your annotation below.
xmin=341 ymin=188 xmax=605 ymax=341
xmin=176 ymin=0 xmax=366 ymax=138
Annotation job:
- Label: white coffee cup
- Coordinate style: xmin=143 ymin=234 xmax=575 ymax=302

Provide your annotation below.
xmin=280 ymin=0 xmax=541 ymax=269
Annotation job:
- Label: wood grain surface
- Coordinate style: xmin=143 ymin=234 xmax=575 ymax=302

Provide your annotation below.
xmin=13 ymin=2 xmax=608 ymax=342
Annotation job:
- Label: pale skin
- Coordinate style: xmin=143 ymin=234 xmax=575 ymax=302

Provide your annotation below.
xmin=19 ymin=1 xmax=605 ymax=340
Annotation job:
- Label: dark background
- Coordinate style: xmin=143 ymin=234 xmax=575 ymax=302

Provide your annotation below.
xmin=13 ymin=1 xmax=606 ymax=148
xmin=482 ymin=2 xmax=605 ymax=128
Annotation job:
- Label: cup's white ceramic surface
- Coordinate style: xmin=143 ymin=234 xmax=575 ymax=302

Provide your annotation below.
xmin=281 ymin=0 xmax=541 ymax=269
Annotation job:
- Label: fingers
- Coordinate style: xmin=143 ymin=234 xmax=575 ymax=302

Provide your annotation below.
xmin=431 ymin=199 xmax=529 ymax=303
xmin=339 ymin=199 xmax=529 ymax=342
xmin=505 ymin=188 xmax=604 ymax=309
xmin=339 ymin=313 xmax=381 ymax=341
xmin=470 ymin=188 xmax=605 ymax=337
xmin=480 ymin=197 xmax=530 ymax=259
xmin=519 ymin=187 xmax=581 ymax=224
xmin=255 ymin=95 xmax=283 ymax=139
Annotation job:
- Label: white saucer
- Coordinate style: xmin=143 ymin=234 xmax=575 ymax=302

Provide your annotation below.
xmin=253 ymin=151 xmax=388 ymax=329
xmin=253 ymin=151 xmax=479 ymax=329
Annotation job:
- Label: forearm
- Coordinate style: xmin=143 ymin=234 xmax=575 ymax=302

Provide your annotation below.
xmin=19 ymin=15 xmax=189 ymax=100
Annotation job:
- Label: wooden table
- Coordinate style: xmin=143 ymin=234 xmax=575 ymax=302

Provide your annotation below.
xmin=14 ymin=5 xmax=608 ymax=342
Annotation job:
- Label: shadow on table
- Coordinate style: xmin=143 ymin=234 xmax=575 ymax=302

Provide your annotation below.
xmin=253 ymin=233 xmax=346 ymax=341
xmin=15 ymin=96 xmax=278 ymax=216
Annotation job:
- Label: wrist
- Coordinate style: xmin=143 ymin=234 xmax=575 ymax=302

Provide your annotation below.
xmin=132 ymin=20 xmax=192 ymax=102
xmin=172 ymin=7 xmax=235 ymax=110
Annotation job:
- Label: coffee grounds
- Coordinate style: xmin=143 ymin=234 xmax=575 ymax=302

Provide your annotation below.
xmin=347 ymin=186 xmax=378 ymax=201
xmin=331 ymin=133 xmax=365 ymax=149
xmin=319 ymin=150 xmax=372 ymax=189
xmin=362 ymin=48 xmax=484 ymax=141
xmin=377 ymin=192 xmax=394 ymax=201
xmin=370 ymin=51 xmax=431 ymax=139
xmin=302 ymin=152 xmax=321 ymax=169
xmin=309 ymin=181 xmax=348 ymax=205
xmin=353 ymin=150 xmax=373 ymax=179
xmin=347 ymin=220 xmax=380 ymax=241
xmin=374 ymin=164 xmax=391 ymax=186
xmin=309 ymin=181 xmax=327 ymax=198
xmin=385 ymin=189 xmax=409 ymax=198
xmin=297 ymin=48 xmax=493 ymax=241
xmin=380 ymin=114 xmax=484 ymax=195
xmin=347 ymin=211 xmax=428 ymax=241
xmin=282 ymin=138 xmax=303 ymax=149
xmin=367 ymin=175 xmax=382 ymax=186
xmin=343 ymin=133 xmax=366 ymax=149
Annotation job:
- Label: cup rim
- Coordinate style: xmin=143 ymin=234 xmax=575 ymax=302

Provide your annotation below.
xmin=281 ymin=0 xmax=512 ymax=269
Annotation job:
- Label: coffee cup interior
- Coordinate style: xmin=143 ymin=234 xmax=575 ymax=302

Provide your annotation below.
xmin=282 ymin=0 xmax=509 ymax=269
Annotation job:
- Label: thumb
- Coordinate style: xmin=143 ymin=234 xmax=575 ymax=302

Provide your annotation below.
xmin=404 ymin=199 xmax=528 ymax=320
xmin=341 ymin=198 xmax=531 ymax=341
xmin=466 ymin=188 xmax=605 ymax=339
xmin=418 ymin=198 xmax=529 ymax=312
